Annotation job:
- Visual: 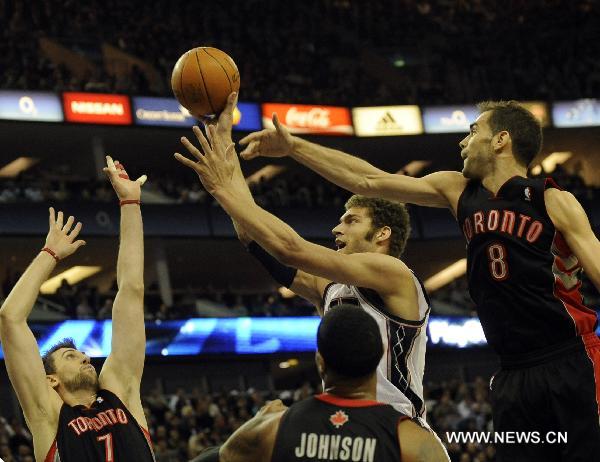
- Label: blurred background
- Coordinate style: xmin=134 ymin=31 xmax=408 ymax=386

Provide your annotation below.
xmin=0 ymin=0 xmax=599 ymax=461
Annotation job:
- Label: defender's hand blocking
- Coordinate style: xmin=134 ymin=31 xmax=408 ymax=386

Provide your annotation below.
xmin=103 ymin=156 xmax=147 ymax=201
xmin=175 ymin=125 xmax=247 ymax=197
xmin=44 ymin=207 xmax=86 ymax=259
xmin=239 ymin=113 xmax=295 ymax=160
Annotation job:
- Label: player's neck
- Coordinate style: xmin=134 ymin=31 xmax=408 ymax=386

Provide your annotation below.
xmin=482 ymin=160 xmax=527 ymax=195
xmin=323 ymin=373 xmax=377 ymax=401
xmin=61 ymin=388 xmax=98 ymax=408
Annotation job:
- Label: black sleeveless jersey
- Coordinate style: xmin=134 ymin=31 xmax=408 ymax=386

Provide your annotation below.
xmin=45 ymin=389 xmax=155 ymax=462
xmin=271 ymin=394 xmax=407 ymax=462
xmin=457 ymin=176 xmax=598 ymax=357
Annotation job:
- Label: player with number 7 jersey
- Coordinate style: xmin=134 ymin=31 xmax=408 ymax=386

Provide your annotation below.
xmin=46 ymin=389 xmax=154 ymax=462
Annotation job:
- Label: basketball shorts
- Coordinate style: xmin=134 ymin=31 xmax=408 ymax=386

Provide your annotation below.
xmin=491 ymin=333 xmax=600 ymax=462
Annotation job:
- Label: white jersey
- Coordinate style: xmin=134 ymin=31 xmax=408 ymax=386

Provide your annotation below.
xmin=323 ymin=272 xmax=430 ymax=418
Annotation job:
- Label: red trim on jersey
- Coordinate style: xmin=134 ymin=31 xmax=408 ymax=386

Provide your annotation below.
xmin=551 ymin=233 xmax=598 ymax=335
xmin=141 ymin=426 xmax=153 ymax=447
xmin=583 ymin=334 xmax=600 ymax=422
xmin=553 ymin=231 xmax=572 ymax=257
xmin=315 ymin=393 xmax=387 ymax=408
xmin=544 ymin=177 xmax=562 ymax=191
xmin=44 ymin=440 xmax=58 ymax=462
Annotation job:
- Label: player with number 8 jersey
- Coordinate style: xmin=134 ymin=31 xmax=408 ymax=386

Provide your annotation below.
xmin=456 ymin=176 xmax=597 ymax=356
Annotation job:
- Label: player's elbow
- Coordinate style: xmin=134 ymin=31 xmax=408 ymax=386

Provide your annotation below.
xmin=0 ymin=307 xmax=24 ymax=324
xmin=117 ymin=282 xmax=145 ymax=297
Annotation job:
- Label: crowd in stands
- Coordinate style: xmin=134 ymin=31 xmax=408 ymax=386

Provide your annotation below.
xmin=43 ymin=278 xmax=317 ymax=320
xmin=1 ymin=161 xmax=598 ymax=208
xmin=1 ymin=0 xmax=599 ymax=105
xmin=0 ymin=378 xmax=495 ymax=461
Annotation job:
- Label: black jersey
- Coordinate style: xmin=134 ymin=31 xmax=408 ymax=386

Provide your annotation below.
xmin=45 ymin=389 xmax=155 ymax=462
xmin=457 ymin=176 xmax=598 ymax=357
xmin=271 ymin=394 xmax=407 ymax=462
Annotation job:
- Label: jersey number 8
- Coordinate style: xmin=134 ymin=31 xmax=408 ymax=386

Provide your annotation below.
xmin=487 ymin=243 xmax=509 ymax=281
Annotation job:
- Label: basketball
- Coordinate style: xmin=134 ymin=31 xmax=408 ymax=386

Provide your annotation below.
xmin=171 ymin=47 xmax=240 ymax=117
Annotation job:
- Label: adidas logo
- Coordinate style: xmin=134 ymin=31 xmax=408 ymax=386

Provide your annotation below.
xmin=376 ymin=112 xmax=401 ymax=131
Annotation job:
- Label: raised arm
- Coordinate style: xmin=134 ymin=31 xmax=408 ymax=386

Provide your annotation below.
xmin=240 ymin=114 xmax=466 ymax=209
xmin=545 ymin=188 xmax=600 ymax=292
xmin=232 ymin=219 xmax=329 ymax=311
xmin=99 ymin=157 xmax=148 ymax=400
xmin=0 ymin=208 xmax=85 ymax=424
xmin=176 ymin=127 xmax=409 ymax=299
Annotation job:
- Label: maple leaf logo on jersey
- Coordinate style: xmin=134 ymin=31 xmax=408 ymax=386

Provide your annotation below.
xmin=329 ymin=410 xmax=349 ymax=428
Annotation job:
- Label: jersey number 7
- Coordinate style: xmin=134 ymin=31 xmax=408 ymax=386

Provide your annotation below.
xmin=97 ymin=434 xmax=114 ymax=462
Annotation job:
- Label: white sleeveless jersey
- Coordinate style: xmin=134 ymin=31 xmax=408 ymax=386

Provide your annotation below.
xmin=323 ymin=272 xmax=430 ymax=418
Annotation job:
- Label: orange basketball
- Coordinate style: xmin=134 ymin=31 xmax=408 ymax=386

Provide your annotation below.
xmin=171 ymin=47 xmax=240 ymax=116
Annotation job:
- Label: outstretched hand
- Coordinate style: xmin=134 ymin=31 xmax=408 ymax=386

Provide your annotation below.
xmin=44 ymin=207 xmax=86 ymax=259
xmin=199 ymin=92 xmax=238 ymax=145
xmin=175 ymin=125 xmax=249 ymax=198
xmin=239 ymin=113 xmax=295 ymax=160
xmin=103 ymin=156 xmax=147 ymax=201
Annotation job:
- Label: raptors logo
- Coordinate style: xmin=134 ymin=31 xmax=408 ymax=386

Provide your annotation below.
xmin=329 ymin=410 xmax=349 ymax=428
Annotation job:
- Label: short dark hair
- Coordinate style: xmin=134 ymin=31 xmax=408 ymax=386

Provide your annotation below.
xmin=477 ymin=100 xmax=542 ymax=167
xmin=345 ymin=195 xmax=411 ymax=258
xmin=317 ymin=305 xmax=383 ymax=378
xmin=42 ymin=338 xmax=77 ymax=374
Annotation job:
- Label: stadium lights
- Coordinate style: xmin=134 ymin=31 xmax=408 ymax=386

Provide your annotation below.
xmin=40 ymin=266 xmax=102 ymax=294
xmin=396 ymin=160 xmax=431 ymax=177
xmin=0 ymin=157 xmax=39 ymax=178
xmin=424 ymin=259 xmax=467 ymax=292
xmin=245 ymin=165 xmax=286 ymax=185
xmin=530 ymin=151 xmax=572 ymax=175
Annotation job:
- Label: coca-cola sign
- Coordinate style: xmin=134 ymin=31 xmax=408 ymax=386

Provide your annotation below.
xmin=262 ymin=103 xmax=353 ymax=135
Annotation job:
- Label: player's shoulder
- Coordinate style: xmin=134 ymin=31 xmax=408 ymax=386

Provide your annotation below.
xmin=544 ymin=188 xmax=589 ymax=232
xmin=220 ymin=400 xmax=286 ymax=462
xmin=425 ymin=171 xmax=467 ymax=189
xmin=544 ymin=186 xmax=576 ymax=205
xmin=544 ymin=188 xmax=580 ymax=218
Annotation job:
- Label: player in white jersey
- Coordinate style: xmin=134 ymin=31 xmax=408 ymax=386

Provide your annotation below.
xmin=173 ymin=97 xmax=431 ymax=419
xmin=323 ymin=274 xmax=430 ymax=418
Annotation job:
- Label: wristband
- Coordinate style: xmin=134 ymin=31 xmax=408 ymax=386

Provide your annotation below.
xmin=119 ymin=199 xmax=141 ymax=207
xmin=247 ymin=241 xmax=298 ymax=288
xmin=41 ymin=247 xmax=59 ymax=262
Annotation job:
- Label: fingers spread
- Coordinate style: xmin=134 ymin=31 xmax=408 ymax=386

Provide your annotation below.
xmin=73 ymin=240 xmax=87 ymax=250
xmin=239 ymin=130 xmax=265 ymax=146
xmin=240 ymin=141 xmax=259 ymax=160
xmin=106 ymin=155 xmax=116 ymax=171
xmin=115 ymin=161 xmax=130 ymax=180
xmin=56 ymin=211 xmax=64 ymax=229
xmin=136 ymin=175 xmax=148 ymax=185
xmin=174 ymin=153 xmax=204 ymax=171
xmin=62 ymin=215 xmax=75 ymax=234
xmin=49 ymin=207 xmax=55 ymax=226
xmin=69 ymin=222 xmax=83 ymax=241
xmin=180 ymin=136 xmax=204 ymax=161
xmin=191 ymin=125 xmax=213 ymax=155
